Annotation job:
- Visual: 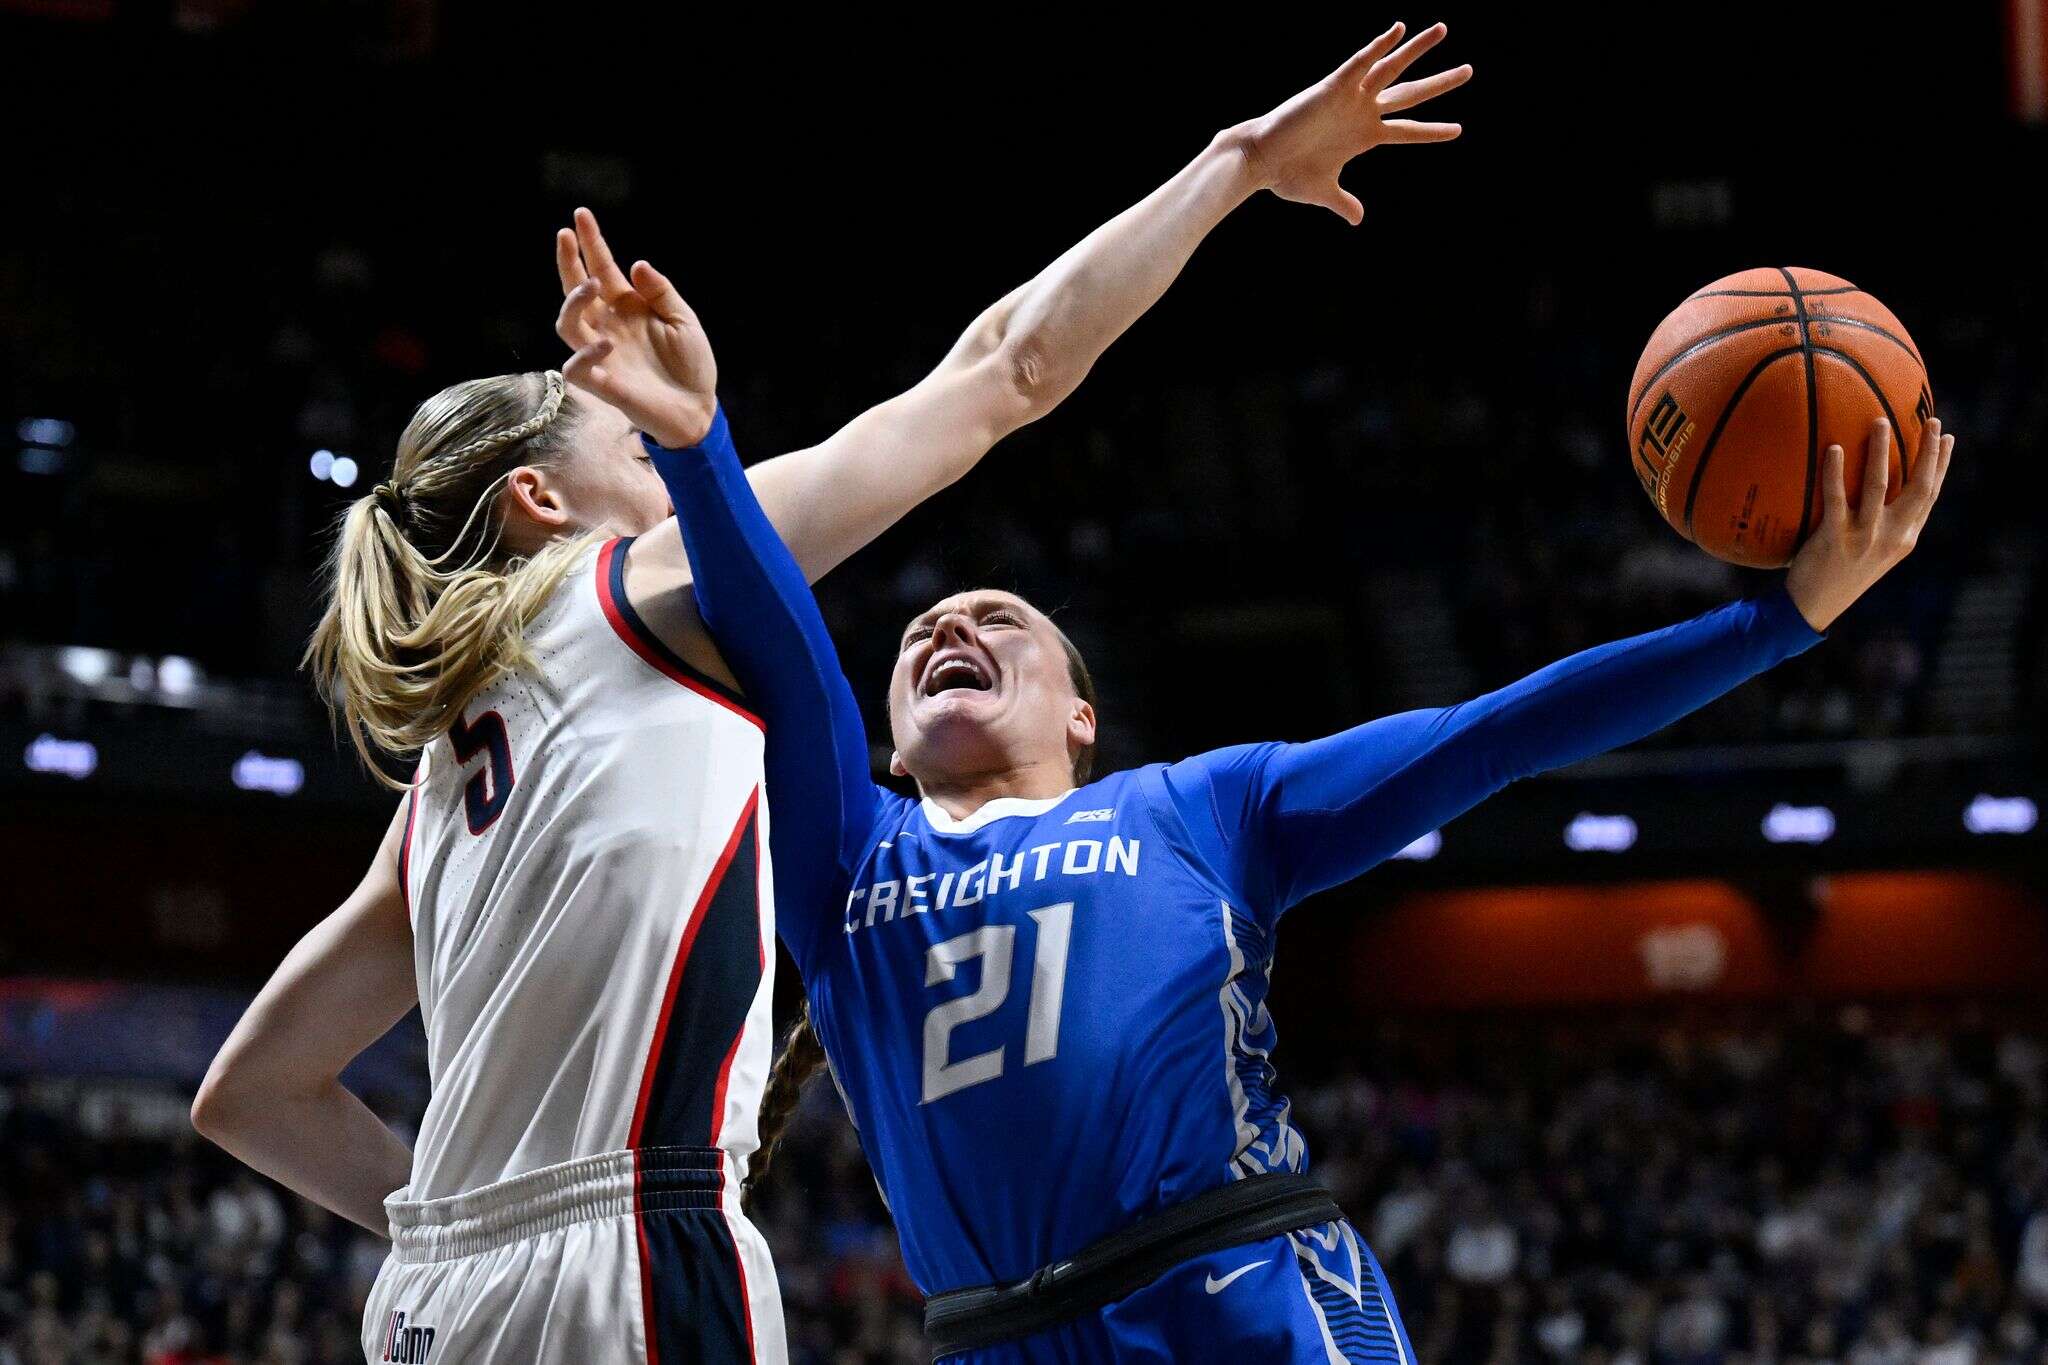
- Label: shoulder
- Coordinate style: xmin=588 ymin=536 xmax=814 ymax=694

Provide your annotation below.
xmin=606 ymin=526 xmax=743 ymax=698
xmin=866 ymin=786 xmax=919 ymax=841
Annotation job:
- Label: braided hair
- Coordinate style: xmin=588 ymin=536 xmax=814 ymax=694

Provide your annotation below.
xmin=305 ymin=371 xmax=587 ymax=783
xmin=742 ymin=1008 xmax=830 ymax=1212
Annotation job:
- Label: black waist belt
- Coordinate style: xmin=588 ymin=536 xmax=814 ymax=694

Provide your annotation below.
xmin=922 ymin=1173 xmax=1341 ymax=1358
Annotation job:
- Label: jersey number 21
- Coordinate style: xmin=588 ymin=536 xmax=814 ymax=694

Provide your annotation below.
xmin=922 ymin=904 xmax=1074 ymax=1105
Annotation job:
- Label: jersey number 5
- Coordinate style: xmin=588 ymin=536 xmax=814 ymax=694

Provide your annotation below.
xmin=921 ymin=903 xmax=1074 ymax=1105
xmin=450 ymin=709 xmax=516 ymax=835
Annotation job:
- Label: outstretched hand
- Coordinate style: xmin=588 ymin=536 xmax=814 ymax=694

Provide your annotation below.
xmin=554 ymin=207 xmax=717 ymax=449
xmin=1784 ymin=416 xmax=1954 ymax=632
xmin=1231 ymin=21 xmax=1472 ymax=225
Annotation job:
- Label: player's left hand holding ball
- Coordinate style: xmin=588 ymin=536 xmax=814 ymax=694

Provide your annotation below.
xmin=553 ymin=207 xmax=718 ymax=448
xmin=1228 ymin=20 xmax=1472 ymax=225
xmin=1784 ymin=416 xmax=1955 ymax=632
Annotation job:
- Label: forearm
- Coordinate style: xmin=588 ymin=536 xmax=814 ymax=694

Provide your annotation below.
xmin=741 ymin=137 xmax=1261 ymax=585
xmin=194 ymin=1084 xmax=411 ymax=1235
xmin=650 ymin=415 xmax=877 ymax=929
xmin=998 ymin=133 xmax=1260 ymax=406
xmin=1259 ymin=588 xmax=1823 ymax=903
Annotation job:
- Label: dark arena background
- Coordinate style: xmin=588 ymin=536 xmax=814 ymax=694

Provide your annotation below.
xmin=4 ymin=1 xmax=2047 ymax=1361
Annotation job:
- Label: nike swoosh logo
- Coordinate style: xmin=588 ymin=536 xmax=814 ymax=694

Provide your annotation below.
xmin=1203 ymin=1260 xmax=1270 ymax=1294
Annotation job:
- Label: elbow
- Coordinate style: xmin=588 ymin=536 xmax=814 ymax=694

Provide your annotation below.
xmin=190 ymin=1059 xmax=252 ymax=1144
xmin=996 ymin=332 xmax=1077 ymax=429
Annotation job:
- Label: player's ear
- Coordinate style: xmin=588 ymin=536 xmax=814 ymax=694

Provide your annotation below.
xmin=1068 ymin=699 xmax=1096 ymax=751
xmin=505 ymin=466 xmax=570 ymax=532
xmin=889 ymin=749 xmax=909 ymax=779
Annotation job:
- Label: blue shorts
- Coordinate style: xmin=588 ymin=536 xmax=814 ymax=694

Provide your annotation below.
xmin=942 ymin=1219 xmax=1414 ymax=1364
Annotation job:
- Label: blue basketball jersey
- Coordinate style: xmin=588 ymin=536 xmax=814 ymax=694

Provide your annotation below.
xmin=789 ymin=768 xmax=1299 ymax=1294
xmin=648 ymin=414 xmax=1823 ymax=1319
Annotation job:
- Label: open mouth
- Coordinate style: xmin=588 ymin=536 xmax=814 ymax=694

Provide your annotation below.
xmin=923 ymin=655 xmax=992 ymax=697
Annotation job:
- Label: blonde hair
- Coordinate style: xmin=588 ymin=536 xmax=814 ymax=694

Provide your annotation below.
xmin=305 ymin=370 xmax=594 ymax=786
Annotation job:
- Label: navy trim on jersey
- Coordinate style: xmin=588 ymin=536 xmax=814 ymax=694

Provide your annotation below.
xmin=630 ymin=1147 xmax=756 ymax=1365
xmin=595 ymin=536 xmax=762 ymax=729
xmin=447 ymin=708 xmax=515 ymax=835
xmin=629 ymin=790 xmax=766 ymax=1149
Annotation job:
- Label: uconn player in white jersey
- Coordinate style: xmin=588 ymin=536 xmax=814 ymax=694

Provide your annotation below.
xmin=190 ymin=184 xmax=1261 ymax=1362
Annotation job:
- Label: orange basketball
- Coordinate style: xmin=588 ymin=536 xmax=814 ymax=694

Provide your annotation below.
xmin=1625 ymin=267 xmax=1933 ymax=568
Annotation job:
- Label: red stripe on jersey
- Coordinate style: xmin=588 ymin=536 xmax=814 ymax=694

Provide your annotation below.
xmin=633 ymin=1151 xmax=663 ymax=1365
xmin=727 ymin=1220 xmax=759 ymax=1363
xmin=628 ymin=788 xmax=760 ymax=1149
xmin=595 ymin=537 xmax=763 ymax=730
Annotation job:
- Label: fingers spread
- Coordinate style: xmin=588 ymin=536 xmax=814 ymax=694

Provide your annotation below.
xmin=1857 ymin=417 xmax=1892 ymax=523
xmin=561 ymin=337 xmax=616 ymax=391
xmin=1322 ymin=186 xmax=1365 ymax=226
xmin=554 ymin=278 xmax=604 ymax=345
xmin=1378 ymin=63 xmax=1472 ymax=114
xmin=1367 ymin=21 xmax=1448 ymax=92
xmin=574 ymin=207 xmax=632 ymax=297
xmin=555 ymin=228 xmax=587 ymax=298
xmin=1820 ymin=445 xmax=1850 ymax=531
xmin=1897 ymin=419 xmax=1947 ymax=517
xmin=1336 ymin=22 xmax=1406 ymax=86
xmin=630 ymin=259 xmax=693 ymax=324
xmin=1383 ymin=119 xmax=1463 ymax=143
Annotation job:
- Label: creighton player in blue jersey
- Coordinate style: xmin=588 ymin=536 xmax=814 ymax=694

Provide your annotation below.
xmin=592 ymin=37 xmax=1953 ymax=1365
xmin=658 ymin=416 xmax=1950 ymax=1365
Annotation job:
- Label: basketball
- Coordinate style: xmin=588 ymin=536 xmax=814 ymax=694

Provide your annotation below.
xmin=1626 ymin=268 xmax=1933 ymax=568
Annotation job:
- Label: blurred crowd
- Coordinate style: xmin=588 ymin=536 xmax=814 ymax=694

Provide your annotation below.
xmin=6 ymin=220 xmax=2046 ymax=773
xmin=9 ymin=1011 xmax=2048 ymax=1364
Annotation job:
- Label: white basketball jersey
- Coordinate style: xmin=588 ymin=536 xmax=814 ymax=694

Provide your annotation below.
xmin=397 ymin=536 xmax=775 ymax=1204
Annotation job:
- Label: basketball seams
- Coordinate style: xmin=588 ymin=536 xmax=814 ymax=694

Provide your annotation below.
xmin=1680 ymin=346 xmax=1805 ymax=536
xmin=1813 ymin=346 xmax=1915 ymax=491
xmin=1687 ymin=285 xmax=1862 ymax=300
xmin=1802 ymin=313 xmax=1925 ymax=370
xmin=1776 ymin=267 xmax=1823 ymax=547
xmin=1626 ymin=315 xmax=1803 ymax=430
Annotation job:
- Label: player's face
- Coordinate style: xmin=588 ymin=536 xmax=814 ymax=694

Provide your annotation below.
xmin=515 ymin=397 xmax=673 ymax=540
xmin=888 ymin=591 xmax=1092 ymax=786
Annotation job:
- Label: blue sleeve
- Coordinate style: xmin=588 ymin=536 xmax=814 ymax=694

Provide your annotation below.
xmin=1158 ymin=589 xmax=1824 ymax=922
xmin=642 ymin=409 xmax=884 ymax=967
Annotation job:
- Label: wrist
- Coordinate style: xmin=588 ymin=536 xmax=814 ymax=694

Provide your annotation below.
xmin=1781 ymin=562 xmax=1844 ymax=634
xmin=1207 ymin=124 xmax=1270 ymax=199
xmin=645 ymin=398 xmax=719 ymax=451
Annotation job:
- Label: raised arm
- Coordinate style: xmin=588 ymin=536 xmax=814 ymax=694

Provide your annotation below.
xmin=553 ymin=22 xmax=1470 ymax=582
xmin=644 ymin=407 xmax=885 ymax=967
xmin=1165 ymin=417 xmax=1953 ymax=920
xmin=551 ymin=246 xmax=886 ymax=965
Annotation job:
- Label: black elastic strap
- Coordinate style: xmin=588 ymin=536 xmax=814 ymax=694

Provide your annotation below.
xmin=922 ymin=1173 xmax=1340 ymax=1358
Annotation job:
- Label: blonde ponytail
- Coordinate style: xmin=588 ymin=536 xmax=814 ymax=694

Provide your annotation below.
xmin=305 ymin=371 xmax=594 ymax=785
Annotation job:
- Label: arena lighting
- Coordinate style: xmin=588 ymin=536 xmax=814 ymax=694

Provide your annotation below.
xmin=156 ymin=655 xmax=199 ymax=697
xmin=1762 ymin=803 xmax=1836 ymax=844
xmin=329 ymin=455 xmax=359 ymax=489
xmin=232 ymin=751 xmax=305 ymax=796
xmin=1564 ymin=812 xmax=1637 ymax=852
xmin=1963 ymin=794 xmax=2039 ymax=835
xmin=1391 ymin=830 xmax=1442 ymax=861
xmin=16 ymin=417 xmax=74 ymax=446
xmin=58 ymin=645 xmax=115 ymax=686
xmin=18 ymin=446 xmax=65 ymax=474
xmin=24 ymin=734 xmax=97 ymax=780
xmin=309 ymin=449 xmax=335 ymax=480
